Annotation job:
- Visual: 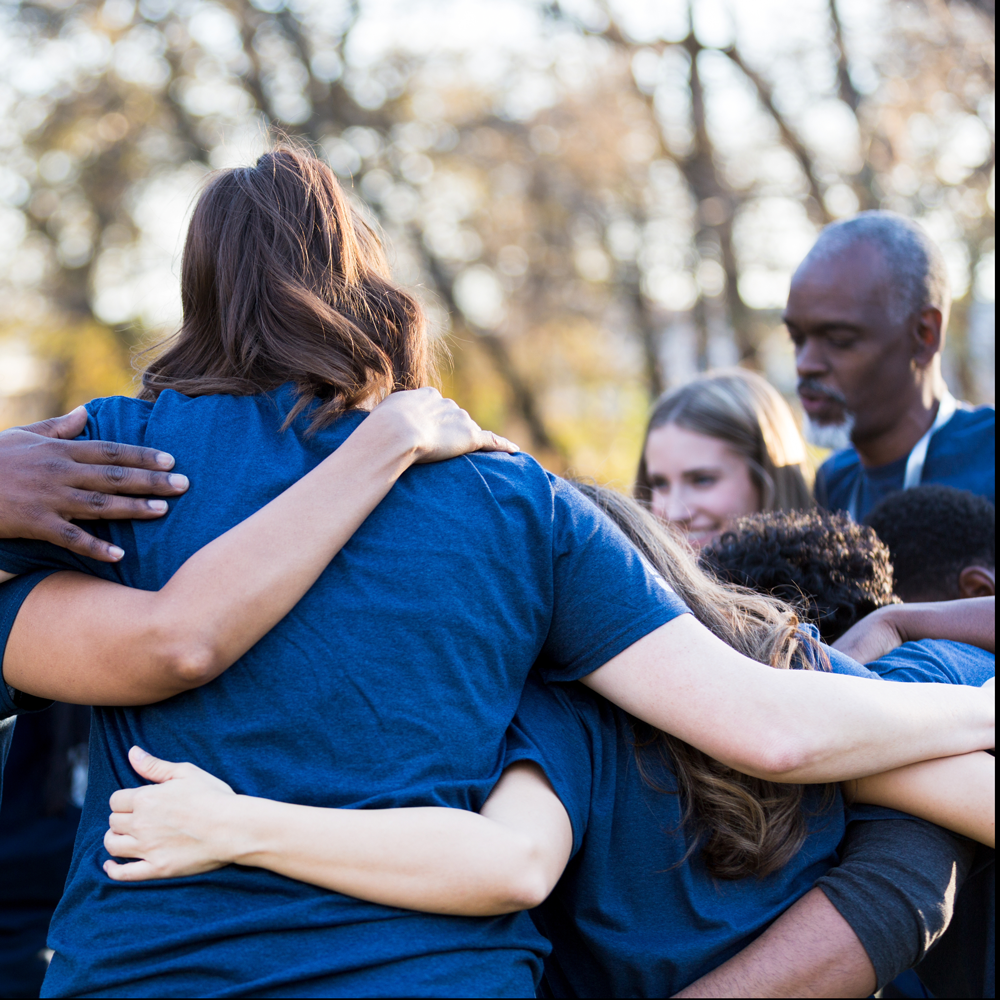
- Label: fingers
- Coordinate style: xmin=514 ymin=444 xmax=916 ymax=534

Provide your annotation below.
xmin=61 ymin=438 xmax=175 ymax=471
xmin=104 ymin=828 xmax=140 ymax=857
xmin=35 ymin=517 xmax=127 ymax=563
xmin=109 ymin=787 xmax=137 ymax=813
xmin=475 ymin=430 xmax=520 ymax=454
xmin=22 ymin=406 xmax=89 ymax=440
xmin=63 ymin=491 xmax=175 ymax=523
xmin=129 ymin=745 xmax=189 ymax=783
xmin=108 ymin=810 xmax=133 ymax=835
xmin=60 ymin=464 xmax=189 ymax=499
xmin=103 ymin=859 xmax=161 ymax=882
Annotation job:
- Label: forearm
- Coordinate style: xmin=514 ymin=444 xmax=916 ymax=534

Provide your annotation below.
xmin=586 ymin=616 xmax=995 ymax=783
xmin=848 ymin=752 xmax=995 ymax=847
xmin=878 ymin=598 xmax=993 ymax=652
xmin=673 ymin=888 xmax=874 ymax=998
xmin=226 ymin=797 xmax=540 ymax=915
xmin=5 ymin=414 xmax=415 ymax=704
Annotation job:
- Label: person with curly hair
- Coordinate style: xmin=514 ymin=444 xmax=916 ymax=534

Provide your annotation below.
xmin=866 ymin=485 xmax=995 ymax=602
xmin=700 ymin=509 xmax=897 ymax=643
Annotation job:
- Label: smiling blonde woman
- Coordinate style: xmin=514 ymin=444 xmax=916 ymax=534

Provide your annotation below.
xmin=635 ymin=369 xmax=813 ymax=548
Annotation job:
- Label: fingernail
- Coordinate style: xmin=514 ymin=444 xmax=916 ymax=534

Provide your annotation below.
xmin=147 ymin=499 xmax=167 ymax=513
xmin=156 ymin=452 xmax=175 ymax=469
xmin=108 ymin=546 xmax=125 ymax=560
xmin=168 ymin=474 xmax=189 ymax=490
xmin=131 ymin=746 xmax=148 ymax=760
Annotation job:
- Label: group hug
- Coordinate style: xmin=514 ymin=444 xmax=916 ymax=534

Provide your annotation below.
xmin=0 ymin=147 xmax=994 ymax=999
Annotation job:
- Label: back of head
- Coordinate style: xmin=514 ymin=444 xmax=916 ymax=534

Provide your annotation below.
xmin=572 ymin=481 xmax=829 ymax=881
xmin=866 ymin=486 xmax=996 ymax=602
xmin=803 ymin=210 xmax=951 ymax=329
xmin=141 ymin=146 xmax=431 ymax=429
xmin=635 ymin=368 xmax=812 ymax=512
xmin=700 ymin=509 xmax=898 ymax=643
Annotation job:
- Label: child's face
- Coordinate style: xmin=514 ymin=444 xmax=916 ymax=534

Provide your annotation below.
xmin=644 ymin=424 xmax=761 ymax=549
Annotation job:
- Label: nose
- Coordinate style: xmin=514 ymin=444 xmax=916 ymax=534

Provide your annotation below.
xmin=654 ymin=488 xmax=692 ymax=526
xmin=795 ymin=335 xmax=828 ymax=380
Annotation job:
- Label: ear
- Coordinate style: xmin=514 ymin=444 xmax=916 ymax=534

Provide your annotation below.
xmin=911 ymin=307 xmax=943 ymax=368
xmin=957 ymin=565 xmax=995 ymax=599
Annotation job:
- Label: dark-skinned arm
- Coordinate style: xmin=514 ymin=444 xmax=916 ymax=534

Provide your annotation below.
xmin=675 ymin=816 xmax=974 ymax=998
xmin=673 ymin=888 xmax=874 ymax=998
xmin=833 ymin=597 xmax=994 ymax=663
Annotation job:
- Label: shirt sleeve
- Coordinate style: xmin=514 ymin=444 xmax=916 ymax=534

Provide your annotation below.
xmin=821 ymin=643 xmax=882 ymax=679
xmin=814 ymin=816 xmax=975 ymax=992
xmin=504 ymin=674 xmax=600 ymax=858
xmin=0 ymin=571 xmax=58 ymax=720
xmin=539 ymin=477 xmax=691 ymax=682
xmin=869 ymin=640 xmax=996 ymax=687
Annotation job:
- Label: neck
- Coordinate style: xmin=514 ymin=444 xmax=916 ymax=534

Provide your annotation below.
xmin=852 ymin=367 xmax=948 ymax=468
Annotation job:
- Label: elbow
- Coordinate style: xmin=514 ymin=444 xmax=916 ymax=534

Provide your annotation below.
xmin=163 ymin=640 xmax=224 ymax=689
xmin=494 ymin=836 xmax=557 ymax=913
xmin=740 ymin=735 xmax=814 ymax=782
xmin=501 ymin=870 xmax=551 ymax=913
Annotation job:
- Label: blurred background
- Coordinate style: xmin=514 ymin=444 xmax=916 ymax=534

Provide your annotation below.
xmin=0 ymin=0 xmax=993 ymax=483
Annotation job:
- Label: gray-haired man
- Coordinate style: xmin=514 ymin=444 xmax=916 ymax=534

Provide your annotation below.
xmin=784 ymin=210 xmax=994 ymax=521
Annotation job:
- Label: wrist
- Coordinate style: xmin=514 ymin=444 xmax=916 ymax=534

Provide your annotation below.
xmin=357 ymin=408 xmax=423 ymax=467
xmin=220 ymin=795 xmax=265 ymax=866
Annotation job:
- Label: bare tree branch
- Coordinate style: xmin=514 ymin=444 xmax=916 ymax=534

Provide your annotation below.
xmin=721 ymin=46 xmax=833 ymax=224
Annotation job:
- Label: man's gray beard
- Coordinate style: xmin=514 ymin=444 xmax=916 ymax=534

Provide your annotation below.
xmin=804 ymin=413 xmax=856 ymax=452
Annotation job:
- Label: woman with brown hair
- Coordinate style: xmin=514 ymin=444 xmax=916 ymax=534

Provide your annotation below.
xmin=636 ymin=369 xmax=813 ymax=548
xmin=0 ymin=147 xmax=992 ymax=998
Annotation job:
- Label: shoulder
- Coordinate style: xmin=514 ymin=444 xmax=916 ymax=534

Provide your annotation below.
xmin=943 ymin=404 xmax=995 ymax=442
xmin=83 ymin=395 xmax=155 ymax=443
xmin=818 ymin=447 xmax=862 ymax=479
xmin=816 ymin=448 xmax=861 ymax=509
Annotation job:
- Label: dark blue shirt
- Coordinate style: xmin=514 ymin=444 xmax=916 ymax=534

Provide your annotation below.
xmin=0 ymin=387 xmax=689 ymax=999
xmin=507 ymin=638 xmax=993 ymax=998
xmin=815 ymin=404 xmax=995 ymax=520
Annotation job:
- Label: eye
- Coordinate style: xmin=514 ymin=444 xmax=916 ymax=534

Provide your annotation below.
xmin=648 ymin=475 xmax=669 ymax=490
xmin=828 ymin=336 xmax=856 ymax=349
xmin=691 ymin=474 xmax=718 ymax=488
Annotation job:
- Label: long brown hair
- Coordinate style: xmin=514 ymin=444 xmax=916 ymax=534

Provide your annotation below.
xmin=573 ymin=481 xmax=832 ymax=880
xmin=635 ymin=369 xmax=813 ymax=513
xmin=140 ymin=146 xmax=432 ymax=429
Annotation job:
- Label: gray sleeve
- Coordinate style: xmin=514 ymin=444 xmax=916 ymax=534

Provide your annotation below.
xmin=814 ymin=817 xmax=976 ymax=992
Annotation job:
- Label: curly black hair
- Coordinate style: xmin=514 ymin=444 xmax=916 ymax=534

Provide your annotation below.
xmin=700 ymin=510 xmax=898 ymax=643
xmin=866 ymin=485 xmax=995 ymax=602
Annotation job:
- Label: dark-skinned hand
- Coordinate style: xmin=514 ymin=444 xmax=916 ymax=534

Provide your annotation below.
xmin=0 ymin=406 xmax=189 ymax=563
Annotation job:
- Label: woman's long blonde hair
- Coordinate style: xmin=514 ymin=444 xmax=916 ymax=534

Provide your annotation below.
xmin=574 ymin=481 xmax=831 ymax=880
xmin=635 ymin=369 xmax=813 ymax=513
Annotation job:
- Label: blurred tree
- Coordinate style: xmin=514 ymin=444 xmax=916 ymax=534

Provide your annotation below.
xmin=0 ymin=0 xmax=993 ymax=482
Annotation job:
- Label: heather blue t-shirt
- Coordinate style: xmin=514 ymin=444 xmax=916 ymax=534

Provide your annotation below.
xmin=815 ymin=404 xmax=995 ymax=520
xmin=507 ymin=637 xmax=992 ymax=998
xmin=0 ymin=386 xmax=689 ymax=999
xmin=505 ymin=674 xmax=851 ymax=999
xmin=864 ymin=639 xmax=995 ymax=688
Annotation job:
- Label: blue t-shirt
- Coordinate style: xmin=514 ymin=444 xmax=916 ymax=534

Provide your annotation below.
xmin=0 ymin=387 xmax=689 ymax=999
xmin=506 ymin=675 xmax=850 ymax=999
xmin=815 ymin=404 xmax=995 ymax=520
xmin=507 ymin=637 xmax=992 ymax=998
xmin=864 ymin=639 xmax=995 ymax=688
